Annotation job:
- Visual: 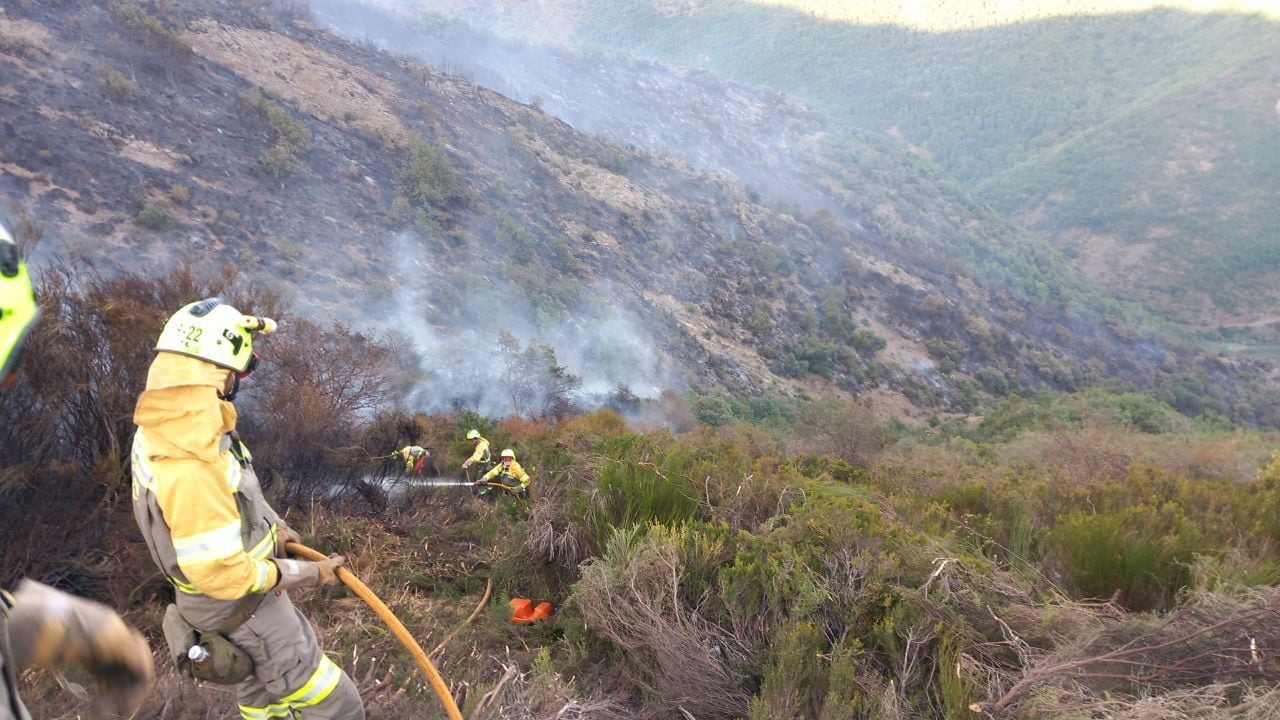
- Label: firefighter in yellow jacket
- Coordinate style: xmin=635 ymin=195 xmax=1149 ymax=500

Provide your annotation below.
xmin=131 ymin=298 xmax=364 ymax=720
xmin=400 ymin=445 xmax=429 ymax=476
xmin=460 ymin=429 xmax=490 ymax=473
xmin=477 ymin=448 xmax=530 ymax=495
xmin=1 ymin=220 xmax=154 ymax=720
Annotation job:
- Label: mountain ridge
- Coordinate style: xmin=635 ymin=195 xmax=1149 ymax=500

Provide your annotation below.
xmin=401 ymin=0 xmax=1280 ymax=348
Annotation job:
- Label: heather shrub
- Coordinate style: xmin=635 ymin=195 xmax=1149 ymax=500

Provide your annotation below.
xmin=747 ymin=621 xmax=831 ymax=720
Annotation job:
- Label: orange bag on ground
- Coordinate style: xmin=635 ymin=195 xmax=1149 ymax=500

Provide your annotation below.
xmin=509 ymin=597 xmax=553 ymax=624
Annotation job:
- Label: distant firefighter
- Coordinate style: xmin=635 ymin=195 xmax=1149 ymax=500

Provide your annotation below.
xmin=401 ymin=444 xmax=429 ymax=476
xmin=461 ymin=429 xmax=491 ymax=472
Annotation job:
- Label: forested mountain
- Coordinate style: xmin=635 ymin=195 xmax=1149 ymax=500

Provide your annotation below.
xmin=395 ymin=0 xmax=1280 ymax=353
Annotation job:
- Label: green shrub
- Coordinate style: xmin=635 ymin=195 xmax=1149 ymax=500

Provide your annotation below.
xmin=747 ymin=621 xmax=829 ymax=720
xmin=399 ymin=135 xmax=462 ymax=208
xmin=974 ymin=367 xmax=1009 ymax=396
xmin=241 ymin=88 xmax=311 ymax=178
xmin=111 ymin=2 xmax=192 ymax=62
xmin=938 ymin=632 xmax=981 ymax=719
xmin=817 ymin=635 xmax=870 ymax=717
xmin=98 ymin=65 xmax=140 ymax=102
xmin=259 ymin=144 xmax=303 ymax=178
xmin=719 ymin=531 xmax=829 ymax=645
xmin=852 ymin=329 xmax=887 ymax=355
xmin=136 ymin=203 xmax=175 ymax=230
xmin=575 ymin=436 xmax=704 ymax=551
xmin=691 ymin=393 xmax=737 ymax=427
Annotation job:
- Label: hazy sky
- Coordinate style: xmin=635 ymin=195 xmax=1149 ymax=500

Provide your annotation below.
xmin=751 ymin=0 xmax=1279 ymax=29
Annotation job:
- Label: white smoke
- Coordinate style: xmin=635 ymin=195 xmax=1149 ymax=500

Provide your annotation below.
xmin=379 ymin=231 xmax=678 ymax=416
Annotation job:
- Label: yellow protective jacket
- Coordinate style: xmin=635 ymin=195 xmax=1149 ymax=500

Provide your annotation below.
xmin=481 ymin=459 xmax=530 ymax=490
xmin=466 ymin=438 xmax=491 ymax=466
xmin=131 ymin=354 xmax=315 ymax=629
xmin=401 ymin=445 xmax=427 ymax=470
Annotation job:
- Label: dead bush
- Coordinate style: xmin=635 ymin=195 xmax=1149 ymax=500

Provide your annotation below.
xmin=241 ymin=320 xmax=413 ymax=507
xmin=787 ymin=397 xmax=889 ymax=466
xmin=976 ymin=586 xmax=1280 ymax=717
xmin=524 ymin=497 xmax=590 ymax=570
xmin=0 ymin=263 xmax=378 ymax=582
xmin=573 ymin=527 xmax=751 ymax=719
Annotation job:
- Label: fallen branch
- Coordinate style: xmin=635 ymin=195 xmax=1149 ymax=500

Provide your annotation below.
xmin=430 ymin=577 xmax=494 ymax=660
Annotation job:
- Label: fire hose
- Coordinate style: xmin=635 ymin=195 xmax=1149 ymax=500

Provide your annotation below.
xmin=286 ymin=542 xmax=463 ymax=720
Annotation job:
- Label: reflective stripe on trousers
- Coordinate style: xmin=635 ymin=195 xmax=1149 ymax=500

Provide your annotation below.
xmin=238 ymin=655 xmax=342 ymax=719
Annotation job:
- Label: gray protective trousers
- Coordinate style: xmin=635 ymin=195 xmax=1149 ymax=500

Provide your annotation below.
xmin=227 ymin=590 xmax=364 ymax=720
xmin=0 ymin=595 xmax=32 ymax=720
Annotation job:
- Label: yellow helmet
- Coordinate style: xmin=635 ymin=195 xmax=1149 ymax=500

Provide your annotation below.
xmin=154 ymin=298 xmax=276 ymax=373
xmin=0 ymin=221 xmax=38 ymax=383
xmin=500 ymin=448 xmax=515 ymax=459
xmin=466 ymin=429 xmax=480 ymax=440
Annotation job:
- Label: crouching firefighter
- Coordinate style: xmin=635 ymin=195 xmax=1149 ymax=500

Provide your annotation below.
xmin=476 ymin=448 xmax=530 ymax=496
xmin=131 ymin=299 xmax=365 ymax=720
xmin=400 ymin=445 xmax=429 ymax=476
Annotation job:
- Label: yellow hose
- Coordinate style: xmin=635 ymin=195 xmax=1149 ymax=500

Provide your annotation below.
xmin=286 ymin=542 xmax=463 ymax=720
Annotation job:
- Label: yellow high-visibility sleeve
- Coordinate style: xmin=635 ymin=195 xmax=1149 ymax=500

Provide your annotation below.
xmin=482 ymin=460 xmax=529 ymax=487
xmin=467 ymin=439 xmax=490 ymax=465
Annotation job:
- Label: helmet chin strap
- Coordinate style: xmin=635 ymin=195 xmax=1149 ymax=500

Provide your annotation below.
xmin=222 ymin=373 xmax=242 ymax=402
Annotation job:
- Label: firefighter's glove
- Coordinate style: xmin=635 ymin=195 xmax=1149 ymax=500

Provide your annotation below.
xmin=461 ymin=459 xmax=472 ymax=469
xmin=275 ymin=525 xmax=302 ymax=558
xmin=6 ymin=580 xmax=155 ymax=716
xmin=316 ymin=554 xmax=346 ymax=586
